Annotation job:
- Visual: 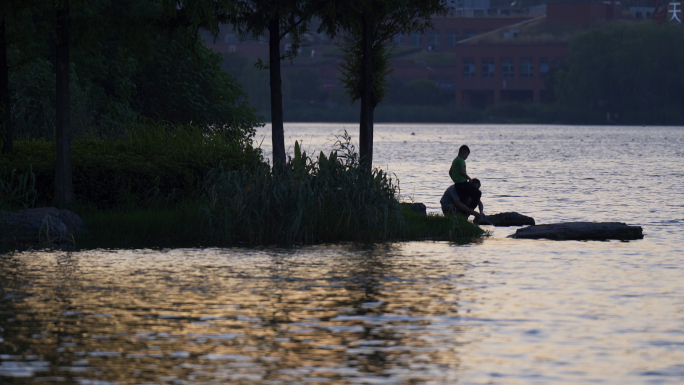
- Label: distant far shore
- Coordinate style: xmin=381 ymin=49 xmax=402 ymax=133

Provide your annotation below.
xmin=261 ymin=102 xmax=684 ymax=126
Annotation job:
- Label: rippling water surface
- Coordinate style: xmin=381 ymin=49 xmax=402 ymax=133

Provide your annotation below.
xmin=1 ymin=124 xmax=683 ymax=384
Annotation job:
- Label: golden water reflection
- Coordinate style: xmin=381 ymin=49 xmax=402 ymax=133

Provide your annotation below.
xmin=0 ymin=246 xmax=473 ymax=384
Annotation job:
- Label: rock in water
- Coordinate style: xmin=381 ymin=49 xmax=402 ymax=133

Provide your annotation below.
xmin=1 ymin=207 xmax=84 ymax=244
xmin=476 ymin=212 xmax=535 ymax=227
xmin=509 ymin=222 xmax=643 ymax=241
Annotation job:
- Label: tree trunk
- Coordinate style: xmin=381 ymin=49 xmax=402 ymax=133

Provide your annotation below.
xmin=0 ymin=16 xmax=11 ymax=154
xmin=269 ymin=16 xmax=286 ymax=170
xmin=54 ymin=0 xmax=72 ymax=207
xmin=359 ymin=12 xmax=374 ymax=173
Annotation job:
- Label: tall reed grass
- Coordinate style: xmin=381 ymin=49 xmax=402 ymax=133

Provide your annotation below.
xmin=201 ymin=132 xmax=405 ymax=245
xmin=0 ymin=166 xmax=38 ymax=210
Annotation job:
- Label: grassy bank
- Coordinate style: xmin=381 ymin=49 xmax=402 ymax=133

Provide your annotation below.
xmin=2 ymin=126 xmax=485 ymax=249
xmin=75 ymin=205 xmax=484 ymax=249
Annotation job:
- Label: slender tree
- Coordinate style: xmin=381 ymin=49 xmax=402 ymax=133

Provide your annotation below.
xmin=232 ymin=0 xmax=314 ymax=169
xmin=321 ymin=0 xmax=450 ymax=172
xmin=0 ymin=0 xmax=30 ymax=153
xmin=0 ymin=15 xmax=10 ymax=153
xmin=54 ymin=0 xmax=71 ymax=207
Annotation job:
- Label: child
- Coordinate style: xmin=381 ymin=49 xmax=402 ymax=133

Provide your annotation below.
xmin=449 ymin=145 xmax=481 ymax=209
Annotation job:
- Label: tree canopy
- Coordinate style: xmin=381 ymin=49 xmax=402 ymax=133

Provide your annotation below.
xmin=320 ymin=0 xmax=451 ymax=171
xmin=3 ymin=0 xmax=260 ymax=141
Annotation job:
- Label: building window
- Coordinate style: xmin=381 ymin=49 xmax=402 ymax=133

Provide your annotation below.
xmin=446 ymin=30 xmax=459 ymax=47
xmin=410 ymin=32 xmax=421 ymax=46
xmin=481 ymin=59 xmax=494 ymax=78
xmin=501 ymin=59 xmax=514 ymax=78
xmin=464 ymin=29 xmax=477 ymax=39
xmin=393 ymin=33 xmax=404 ymax=46
xmin=539 ymin=58 xmax=549 ymax=74
xmin=224 ymin=34 xmax=238 ymax=43
xmin=521 ymin=59 xmax=534 ymax=78
xmin=428 ymin=32 xmax=440 ymax=50
xmin=463 ymin=59 xmax=475 ymax=78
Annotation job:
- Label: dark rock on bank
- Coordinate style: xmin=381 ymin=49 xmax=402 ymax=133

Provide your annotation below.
xmin=1 ymin=207 xmax=84 ymax=244
xmin=401 ymin=202 xmax=427 ymax=216
xmin=475 ymin=212 xmax=535 ymax=227
xmin=509 ymin=222 xmax=643 ymax=241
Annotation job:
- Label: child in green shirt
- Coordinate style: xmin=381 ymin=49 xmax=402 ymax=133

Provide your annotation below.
xmin=449 ymin=145 xmax=481 ymax=209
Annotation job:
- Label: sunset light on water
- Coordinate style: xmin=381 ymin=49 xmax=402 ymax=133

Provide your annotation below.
xmin=1 ymin=123 xmax=682 ymax=384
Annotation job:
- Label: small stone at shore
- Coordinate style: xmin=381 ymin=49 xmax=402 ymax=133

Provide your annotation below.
xmin=475 ymin=212 xmax=535 ymax=227
xmin=509 ymin=222 xmax=643 ymax=241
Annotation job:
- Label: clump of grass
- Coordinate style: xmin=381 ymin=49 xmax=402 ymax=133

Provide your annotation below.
xmin=400 ymin=206 xmax=486 ymax=242
xmin=0 ymin=166 xmax=38 ymax=210
xmin=201 ymin=131 xmax=404 ymax=245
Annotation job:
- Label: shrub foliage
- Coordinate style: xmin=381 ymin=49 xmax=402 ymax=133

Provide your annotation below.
xmin=0 ymin=123 xmax=263 ymax=209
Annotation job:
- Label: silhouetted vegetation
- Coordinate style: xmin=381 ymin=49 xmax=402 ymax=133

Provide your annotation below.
xmin=555 ymin=21 xmax=684 ymax=125
xmin=1 ymin=0 xmax=488 ymax=247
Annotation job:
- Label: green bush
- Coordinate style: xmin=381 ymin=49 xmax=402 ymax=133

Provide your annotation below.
xmin=7 ymin=29 xmax=260 ymax=141
xmin=0 ymin=123 xmax=264 ymax=209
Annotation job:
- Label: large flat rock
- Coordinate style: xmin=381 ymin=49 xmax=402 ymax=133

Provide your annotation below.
xmin=509 ymin=222 xmax=643 ymax=241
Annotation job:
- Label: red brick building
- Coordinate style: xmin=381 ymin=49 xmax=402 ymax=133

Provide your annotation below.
xmin=203 ymin=1 xmax=627 ymax=108
xmin=455 ymin=39 xmax=568 ymax=107
xmin=453 ymin=1 xmax=623 ymax=107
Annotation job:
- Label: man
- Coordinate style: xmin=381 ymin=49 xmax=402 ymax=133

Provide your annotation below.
xmin=440 ymin=179 xmax=485 ymax=221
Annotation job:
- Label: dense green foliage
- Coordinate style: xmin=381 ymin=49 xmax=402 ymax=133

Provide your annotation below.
xmin=4 ymin=0 xmax=260 ymax=141
xmin=8 ymin=36 xmax=259 ymax=139
xmin=556 ymin=22 xmax=684 ymax=125
xmin=0 ymin=123 xmax=263 ymax=210
xmin=132 ymin=38 xmax=258 ymax=135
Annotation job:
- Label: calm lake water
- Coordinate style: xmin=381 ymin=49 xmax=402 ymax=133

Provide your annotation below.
xmin=1 ymin=124 xmax=683 ymax=384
